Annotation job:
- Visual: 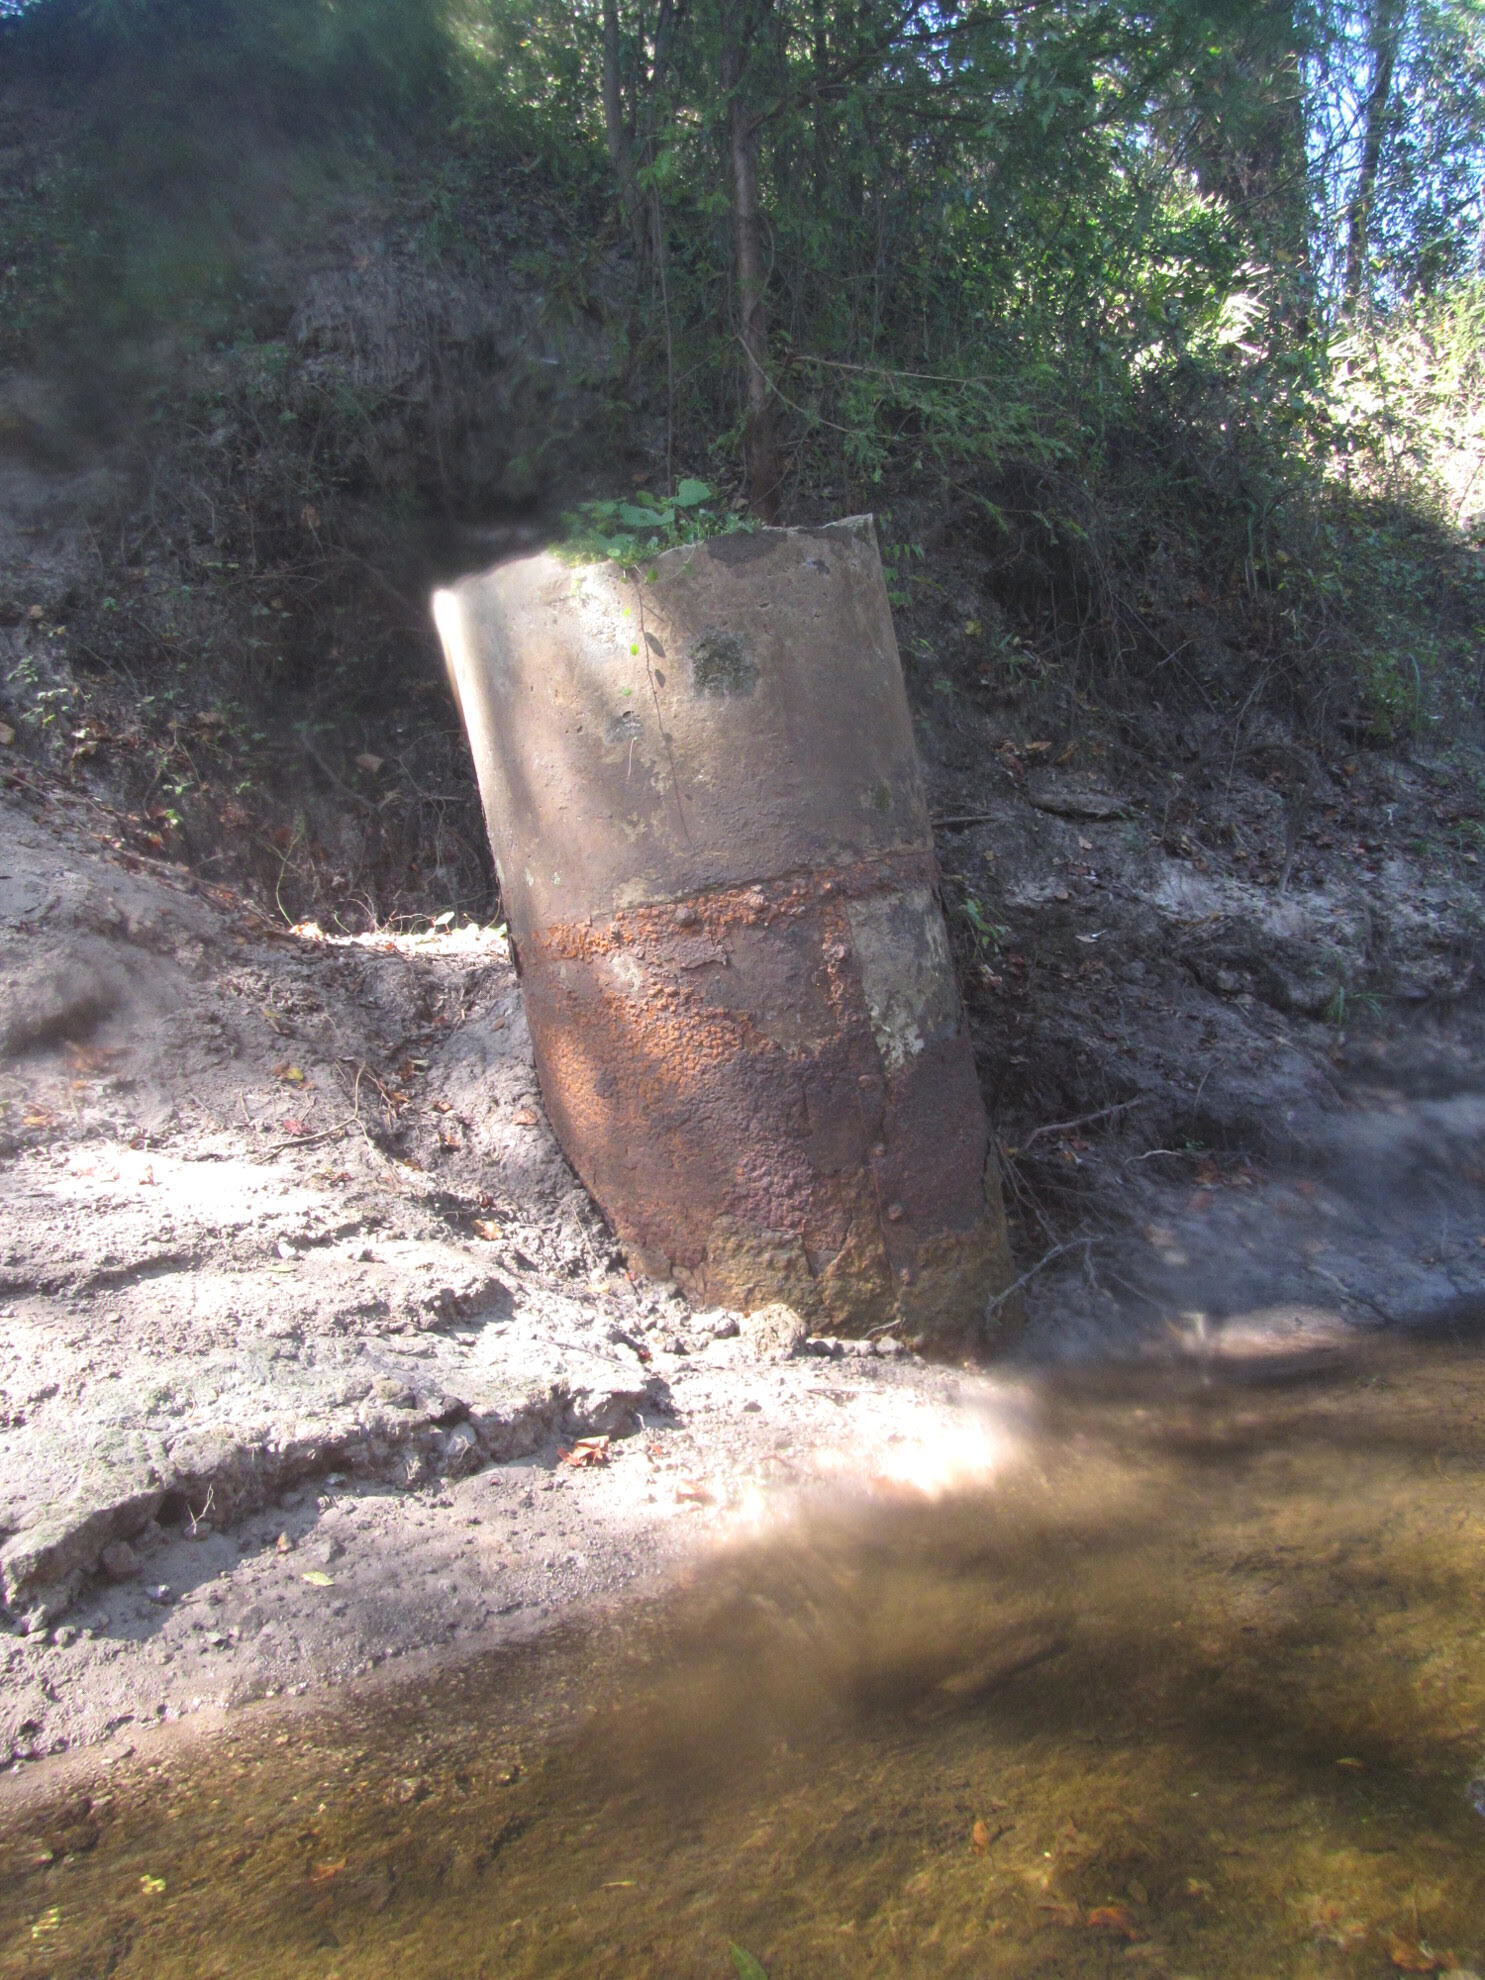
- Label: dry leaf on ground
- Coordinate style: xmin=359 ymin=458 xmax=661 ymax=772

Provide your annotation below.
xmin=560 ymin=1437 xmax=610 ymax=1468
xmin=1085 ymin=1905 xmax=1142 ymax=1939
xmin=1307 ymin=1899 xmax=1368 ymax=1950
xmin=64 ymin=1042 xmax=122 ymax=1075
xmin=1387 ymin=1936 xmax=1448 ymax=1972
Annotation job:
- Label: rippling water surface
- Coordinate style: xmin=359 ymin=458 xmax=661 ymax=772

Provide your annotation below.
xmin=5 ymin=1349 xmax=1485 ymax=1978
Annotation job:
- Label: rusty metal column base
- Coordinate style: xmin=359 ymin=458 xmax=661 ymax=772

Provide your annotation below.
xmin=434 ymin=518 xmax=1017 ymax=1354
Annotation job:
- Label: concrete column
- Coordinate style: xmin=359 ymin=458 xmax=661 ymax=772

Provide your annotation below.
xmin=434 ymin=517 xmax=1015 ymax=1351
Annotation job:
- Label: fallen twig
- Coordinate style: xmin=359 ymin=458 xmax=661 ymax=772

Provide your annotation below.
xmin=1021 ymin=1098 xmax=1145 ymax=1148
xmin=262 ymin=1119 xmax=356 ymax=1155
xmin=986 ymin=1236 xmax=1101 ymax=1320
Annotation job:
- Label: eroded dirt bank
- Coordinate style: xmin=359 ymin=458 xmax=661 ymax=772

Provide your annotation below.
xmin=5 ymin=692 xmax=1485 ymax=1773
xmin=0 ymin=769 xmax=995 ymax=1766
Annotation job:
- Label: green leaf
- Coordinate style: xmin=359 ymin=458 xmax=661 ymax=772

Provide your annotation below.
xmin=674 ymin=478 xmax=712 ymax=508
xmin=619 ymin=502 xmax=662 ymax=528
xmin=730 ymin=1950 xmax=768 ymax=1980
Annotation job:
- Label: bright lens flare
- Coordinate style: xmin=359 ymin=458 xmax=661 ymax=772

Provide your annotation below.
xmin=803 ymin=1385 xmax=1030 ymax=1505
xmin=863 ymin=1408 xmax=1018 ymax=1497
xmin=431 ymin=587 xmax=467 ymax=710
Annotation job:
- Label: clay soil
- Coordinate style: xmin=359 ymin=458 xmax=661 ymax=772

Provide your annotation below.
xmin=6 ymin=499 xmax=1485 ymax=1783
xmin=5 ymin=657 xmax=1485 ymax=1779
xmin=0 ymin=758 xmax=1000 ymax=1768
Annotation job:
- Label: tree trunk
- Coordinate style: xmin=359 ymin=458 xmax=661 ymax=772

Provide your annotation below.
xmin=1184 ymin=0 xmax=1313 ymax=315
xmin=1344 ymin=0 xmax=1402 ymax=312
xmin=722 ymin=0 xmax=782 ymax=519
xmin=602 ymin=0 xmax=645 ymax=255
xmin=810 ymin=0 xmax=830 ymax=200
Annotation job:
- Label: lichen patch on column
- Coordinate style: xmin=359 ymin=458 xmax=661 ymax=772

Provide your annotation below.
xmin=845 ymin=886 xmax=959 ymax=1072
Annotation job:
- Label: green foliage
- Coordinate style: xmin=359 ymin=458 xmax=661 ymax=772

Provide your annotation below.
xmin=1324 ymin=982 xmax=1383 ymax=1031
xmin=3 ymin=0 xmax=1482 ymax=751
xmin=0 ymin=0 xmax=456 ymax=383
xmin=559 ymin=481 xmax=752 ymax=566
xmin=960 ymin=893 xmax=1011 ymax=958
xmin=5 ymin=0 xmax=453 ymax=120
xmin=523 ymin=0 xmax=1478 ymax=730
xmin=729 ymin=1949 xmax=768 ymax=1980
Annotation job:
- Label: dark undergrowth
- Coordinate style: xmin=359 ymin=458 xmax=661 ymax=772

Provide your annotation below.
xmin=0 ymin=0 xmax=1481 ymax=927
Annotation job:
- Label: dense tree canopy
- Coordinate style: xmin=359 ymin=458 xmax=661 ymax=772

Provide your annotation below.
xmin=2 ymin=0 xmax=1482 ymax=727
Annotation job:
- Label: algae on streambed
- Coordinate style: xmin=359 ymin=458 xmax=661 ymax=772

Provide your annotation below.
xmin=4 ymin=1352 xmax=1485 ymax=1979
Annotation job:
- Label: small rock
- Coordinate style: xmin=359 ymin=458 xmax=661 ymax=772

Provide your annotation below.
xmin=374 ymin=1377 xmax=417 ymax=1410
xmin=441 ymin=1422 xmax=483 ymax=1477
xmin=710 ymin=1315 xmax=741 ymax=1340
xmin=740 ymin=1303 xmax=808 ymax=1360
xmin=146 ymin=1584 xmax=173 ymax=1605
xmin=99 ymin=1540 xmax=141 ymax=1581
xmin=52 ymin=1625 xmax=76 ymax=1648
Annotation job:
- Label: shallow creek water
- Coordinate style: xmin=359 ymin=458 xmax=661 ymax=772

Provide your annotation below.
xmin=5 ymin=1349 xmax=1485 ymax=1979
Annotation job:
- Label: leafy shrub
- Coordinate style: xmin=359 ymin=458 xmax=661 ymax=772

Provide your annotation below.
xmin=559 ymin=480 xmax=751 ymax=565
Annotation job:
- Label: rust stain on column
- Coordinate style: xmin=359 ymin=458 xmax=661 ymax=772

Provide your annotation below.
xmin=434 ymin=517 xmax=1015 ymax=1351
